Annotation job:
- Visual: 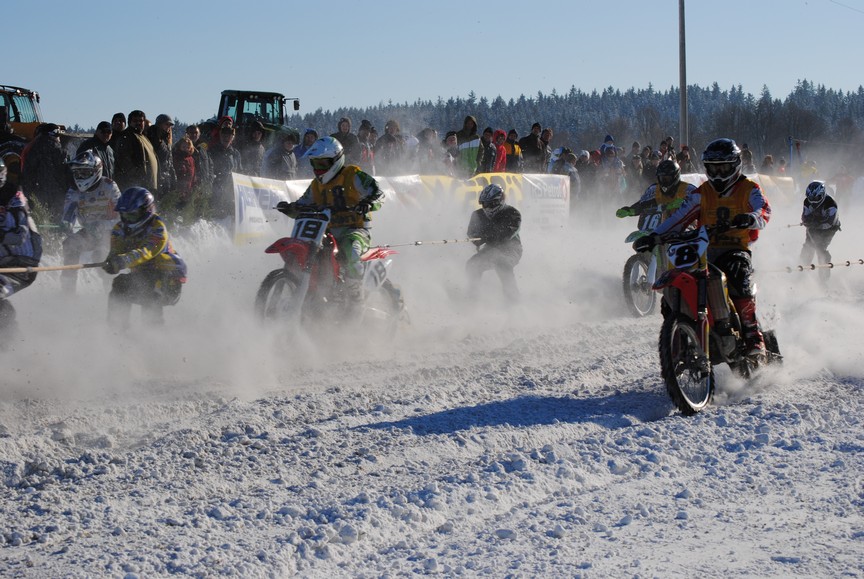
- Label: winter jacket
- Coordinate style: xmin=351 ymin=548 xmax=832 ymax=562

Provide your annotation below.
xmin=467 ymin=204 xmax=522 ymax=258
xmin=518 ymin=133 xmax=544 ymax=173
xmin=373 ymin=133 xmax=404 ymax=176
xmin=261 ymin=145 xmax=297 ymax=181
xmin=147 ymin=127 xmax=176 ymax=196
xmin=20 ymin=135 xmax=68 ymax=218
xmin=114 ymin=128 xmax=158 ymax=193
xmin=331 ymin=130 xmax=362 ymax=166
xmin=455 ymin=116 xmax=480 ymax=177
xmin=208 ymin=142 xmax=243 ymax=218
xmin=503 ymin=141 xmax=523 ymax=173
xmin=475 ymin=138 xmax=496 ymax=175
xmin=172 ymin=151 xmax=196 ymax=198
xmin=802 ymin=195 xmax=840 ymax=231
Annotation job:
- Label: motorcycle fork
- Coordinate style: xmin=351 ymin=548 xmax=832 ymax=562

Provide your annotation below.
xmin=696 ymin=267 xmax=711 ymax=362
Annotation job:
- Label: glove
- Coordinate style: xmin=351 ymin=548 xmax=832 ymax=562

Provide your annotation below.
xmin=616 ymin=206 xmax=635 ymax=218
xmin=633 ymin=233 xmax=658 ymax=253
xmin=355 ymin=197 xmax=374 ymax=214
xmin=102 ymin=255 xmax=127 ymax=275
xmin=275 ymin=201 xmax=296 ymax=215
xmin=731 ymin=213 xmax=756 ymax=229
xmin=59 ymin=222 xmax=73 ymax=235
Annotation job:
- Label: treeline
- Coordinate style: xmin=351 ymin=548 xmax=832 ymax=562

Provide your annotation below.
xmin=288 ymin=79 xmax=864 ymax=172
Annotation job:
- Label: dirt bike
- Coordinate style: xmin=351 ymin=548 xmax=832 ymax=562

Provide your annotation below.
xmin=255 ymin=205 xmax=405 ymax=336
xmin=622 ymin=207 xmax=664 ymax=317
xmin=645 ymin=223 xmax=781 ymax=416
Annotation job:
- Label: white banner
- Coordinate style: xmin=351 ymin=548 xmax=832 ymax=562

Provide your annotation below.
xmin=231 ymin=172 xmax=570 ymax=244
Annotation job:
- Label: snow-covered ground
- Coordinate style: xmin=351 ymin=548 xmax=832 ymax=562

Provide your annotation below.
xmin=1 ymin=191 xmax=862 ymax=578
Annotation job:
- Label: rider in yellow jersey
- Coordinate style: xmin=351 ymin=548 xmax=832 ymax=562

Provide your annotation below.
xmin=277 ymin=137 xmax=384 ymax=309
xmin=637 ymin=139 xmax=772 ymax=356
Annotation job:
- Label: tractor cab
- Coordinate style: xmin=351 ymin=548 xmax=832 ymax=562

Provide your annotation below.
xmin=216 ymin=90 xmax=300 ymax=144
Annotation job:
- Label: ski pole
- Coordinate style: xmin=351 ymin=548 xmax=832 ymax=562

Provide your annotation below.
xmin=377 ymin=237 xmax=481 ymax=248
xmin=0 ymin=261 xmax=106 ymax=274
xmin=786 ymin=223 xmax=804 ymax=228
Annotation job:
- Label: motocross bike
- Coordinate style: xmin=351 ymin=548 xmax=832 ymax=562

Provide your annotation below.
xmin=255 ymin=206 xmax=405 ymax=336
xmin=622 ymin=206 xmax=665 ymax=317
xmin=642 ymin=223 xmax=781 ymax=416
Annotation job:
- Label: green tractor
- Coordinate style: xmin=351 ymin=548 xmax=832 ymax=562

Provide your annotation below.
xmin=213 ymin=89 xmax=300 ymax=146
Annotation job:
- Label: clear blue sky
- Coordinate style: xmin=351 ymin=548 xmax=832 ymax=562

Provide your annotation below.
xmin=7 ymin=0 xmax=864 ymax=130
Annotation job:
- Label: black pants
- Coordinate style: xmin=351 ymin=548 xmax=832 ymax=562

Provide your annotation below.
xmin=108 ymin=269 xmax=182 ymax=327
xmin=466 ymin=246 xmax=522 ymax=301
xmin=800 ymin=228 xmax=838 ymax=281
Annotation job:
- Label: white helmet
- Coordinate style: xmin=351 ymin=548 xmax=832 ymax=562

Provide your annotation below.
xmin=306 ymin=136 xmax=345 ymax=184
xmin=68 ymin=149 xmax=103 ymax=191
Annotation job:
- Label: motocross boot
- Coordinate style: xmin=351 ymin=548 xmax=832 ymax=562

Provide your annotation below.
xmin=733 ymin=297 xmax=765 ymax=357
xmin=340 ymin=277 xmax=365 ymax=322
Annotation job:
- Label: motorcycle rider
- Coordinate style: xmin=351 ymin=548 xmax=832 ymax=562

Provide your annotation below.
xmin=799 ymin=180 xmax=841 ymax=281
xmin=276 ymin=136 xmax=384 ymax=314
xmin=0 ymin=157 xmax=43 ymax=334
xmin=466 ymin=184 xmax=522 ymax=301
xmin=60 ymin=150 xmax=121 ymax=293
xmin=615 ymin=159 xmax=696 ymax=222
xmin=635 ymin=138 xmax=772 ymax=356
xmin=102 ymin=187 xmax=187 ymax=327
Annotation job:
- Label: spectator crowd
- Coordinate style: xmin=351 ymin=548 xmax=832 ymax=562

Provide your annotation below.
xmin=3 ymin=108 xmax=827 ymax=226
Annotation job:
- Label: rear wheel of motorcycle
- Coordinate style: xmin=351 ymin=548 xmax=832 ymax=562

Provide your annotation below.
xmin=622 ymin=253 xmax=656 ymax=317
xmin=659 ymin=315 xmax=714 ymax=415
xmin=255 ymin=269 xmax=300 ymax=321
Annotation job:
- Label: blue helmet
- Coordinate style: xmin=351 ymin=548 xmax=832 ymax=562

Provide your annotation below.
xmin=805 ymin=180 xmax=827 ymax=206
xmin=116 ymin=187 xmax=156 ymax=233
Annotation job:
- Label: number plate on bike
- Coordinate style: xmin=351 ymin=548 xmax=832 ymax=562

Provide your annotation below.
xmin=666 ymin=227 xmax=709 ymax=269
xmin=291 ymin=214 xmax=328 ymax=243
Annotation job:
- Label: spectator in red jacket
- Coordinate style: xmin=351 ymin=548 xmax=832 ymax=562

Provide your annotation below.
xmin=492 ymin=130 xmax=508 ymax=172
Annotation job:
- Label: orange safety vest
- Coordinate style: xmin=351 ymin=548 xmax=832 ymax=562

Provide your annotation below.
xmin=697 ymin=177 xmax=767 ymax=250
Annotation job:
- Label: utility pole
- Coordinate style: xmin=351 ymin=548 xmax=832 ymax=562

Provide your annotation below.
xmin=679 ymin=0 xmax=689 ymax=147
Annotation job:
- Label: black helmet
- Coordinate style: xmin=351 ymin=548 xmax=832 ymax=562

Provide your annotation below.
xmin=701 ymin=138 xmax=742 ymax=194
xmin=655 ymin=160 xmax=681 ymax=195
xmin=478 ymin=184 xmax=505 ymax=216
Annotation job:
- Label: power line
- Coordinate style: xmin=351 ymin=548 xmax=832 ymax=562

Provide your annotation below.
xmin=830 ymin=0 xmax=864 ymax=15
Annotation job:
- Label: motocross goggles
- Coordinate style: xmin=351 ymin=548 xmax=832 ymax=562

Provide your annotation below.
xmin=481 ymin=198 xmax=502 ymax=209
xmin=658 ymin=174 xmax=678 ymax=190
xmin=120 ymin=207 xmax=149 ymax=224
xmin=310 ymin=158 xmax=334 ymax=171
xmin=71 ymin=168 xmax=96 ymax=181
xmin=704 ymin=162 xmax=737 ymax=180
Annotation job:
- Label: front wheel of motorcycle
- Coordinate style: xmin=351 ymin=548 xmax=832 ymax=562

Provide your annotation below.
xmin=622 ymin=252 xmax=657 ymax=317
xmin=659 ymin=315 xmax=714 ymax=415
xmin=255 ymin=269 xmax=301 ymax=321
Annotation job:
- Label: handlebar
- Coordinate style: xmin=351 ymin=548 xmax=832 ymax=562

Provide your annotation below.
xmin=275 ymin=203 xmax=365 ymax=216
